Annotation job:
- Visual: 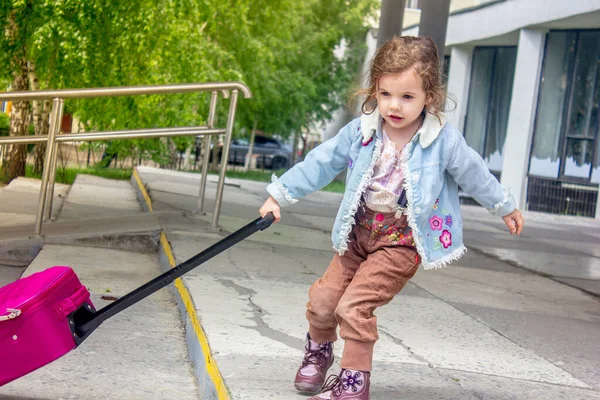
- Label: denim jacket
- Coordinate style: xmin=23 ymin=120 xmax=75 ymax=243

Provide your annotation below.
xmin=267 ymin=108 xmax=516 ymax=269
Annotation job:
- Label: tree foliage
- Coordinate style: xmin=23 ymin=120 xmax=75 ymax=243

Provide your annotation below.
xmin=1 ymin=0 xmax=377 ymax=177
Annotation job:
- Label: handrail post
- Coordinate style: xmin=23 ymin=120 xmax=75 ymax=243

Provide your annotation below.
xmin=35 ymin=98 xmax=63 ymax=235
xmin=44 ymin=102 xmax=64 ymax=220
xmin=196 ymin=91 xmax=218 ymax=214
xmin=212 ymin=90 xmax=239 ymax=230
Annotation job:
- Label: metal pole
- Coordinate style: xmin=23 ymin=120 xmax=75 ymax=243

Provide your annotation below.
xmin=35 ymin=98 xmax=63 ymax=235
xmin=212 ymin=90 xmax=239 ymax=230
xmin=197 ymin=91 xmax=218 ymax=214
xmin=45 ymin=102 xmax=64 ymax=220
xmin=0 ymin=84 xmax=248 ymax=102
xmin=377 ymin=0 xmax=407 ymax=47
xmin=418 ymin=0 xmax=451 ymax=57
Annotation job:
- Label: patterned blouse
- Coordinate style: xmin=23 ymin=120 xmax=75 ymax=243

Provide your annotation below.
xmin=363 ymin=130 xmax=411 ymax=213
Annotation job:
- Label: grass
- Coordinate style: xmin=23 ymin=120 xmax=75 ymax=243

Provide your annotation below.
xmin=205 ymin=168 xmax=346 ymax=194
xmin=3 ymin=164 xmax=346 ymax=194
xmin=22 ymin=165 xmax=132 ymax=185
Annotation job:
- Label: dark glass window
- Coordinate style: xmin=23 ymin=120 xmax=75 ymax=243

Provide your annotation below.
xmin=464 ymin=46 xmax=517 ymax=173
xmin=530 ymin=30 xmax=600 ymax=183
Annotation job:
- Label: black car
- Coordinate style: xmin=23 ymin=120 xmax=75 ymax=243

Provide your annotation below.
xmin=213 ymin=135 xmax=292 ymax=170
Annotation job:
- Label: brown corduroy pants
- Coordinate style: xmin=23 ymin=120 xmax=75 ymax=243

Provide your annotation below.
xmin=306 ymin=206 xmax=420 ymax=372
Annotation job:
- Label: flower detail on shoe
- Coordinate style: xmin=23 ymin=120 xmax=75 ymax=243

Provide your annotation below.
xmin=342 ymin=370 xmax=364 ymax=393
xmin=308 ymin=368 xmax=370 ymax=400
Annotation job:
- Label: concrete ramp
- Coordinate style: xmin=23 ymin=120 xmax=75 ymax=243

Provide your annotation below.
xmin=0 ymin=244 xmax=199 ymax=399
xmin=58 ymin=174 xmax=142 ymax=220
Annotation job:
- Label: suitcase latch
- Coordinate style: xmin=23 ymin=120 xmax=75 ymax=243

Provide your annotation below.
xmin=0 ymin=308 xmax=21 ymax=322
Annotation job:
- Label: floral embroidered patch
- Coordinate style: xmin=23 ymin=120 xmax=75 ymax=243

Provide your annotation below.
xmin=429 ymin=210 xmax=454 ymax=250
xmin=429 ymin=215 xmax=444 ymax=231
xmin=357 ymin=215 xmax=415 ymax=247
xmin=348 ymin=157 xmax=354 ymax=169
xmin=445 ymin=215 xmax=453 ymax=227
xmin=439 ymin=229 xmax=452 ymax=248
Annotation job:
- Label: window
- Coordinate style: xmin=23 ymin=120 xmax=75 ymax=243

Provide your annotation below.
xmin=530 ymin=30 xmax=600 ymax=183
xmin=255 ymin=136 xmax=280 ymax=148
xmin=464 ymin=46 xmax=517 ymax=172
xmin=406 ymin=0 xmax=420 ymax=9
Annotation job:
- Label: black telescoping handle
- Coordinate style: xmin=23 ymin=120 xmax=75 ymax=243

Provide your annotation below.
xmin=76 ymin=213 xmax=275 ymax=337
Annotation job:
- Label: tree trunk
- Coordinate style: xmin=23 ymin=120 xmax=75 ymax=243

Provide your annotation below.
xmin=1 ymin=12 xmax=30 ymax=183
xmin=291 ymin=131 xmax=299 ymax=166
xmin=183 ymin=145 xmax=192 ymax=170
xmin=243 ymin=120 xmax=258 ymax=172
xmin=168 ymin=139 xmax=178 ymax=169
xmin=210 ymin=142 xmax=220 ymax=172
xmin=29 ymin=62 xmax=50 ymax=174
xmin=1 ymin=69 xmax=29 ymax=183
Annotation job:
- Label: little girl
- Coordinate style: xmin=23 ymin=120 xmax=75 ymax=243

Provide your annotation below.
xmin=259 ymin=36 xmax=524 ymax=400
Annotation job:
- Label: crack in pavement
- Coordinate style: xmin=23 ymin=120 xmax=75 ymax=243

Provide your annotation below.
xmin=269 ymin=244 xmax=320 ymax=277
xmin=377 ymin=325 xmax=430 ymax=365
xmin=216 ymin=278 xmax=304 ymax=351
xmin=378 ymin=326 xmax=482 ymax=399
xmin=226 ymin=248 xmax=252 ymax=280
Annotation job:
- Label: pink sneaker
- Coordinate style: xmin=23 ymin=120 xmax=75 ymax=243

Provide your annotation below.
xmin=294 ymin=333 xmax=334 ymax=393
xmin=308 ymin=368 xmax=370 ymax=400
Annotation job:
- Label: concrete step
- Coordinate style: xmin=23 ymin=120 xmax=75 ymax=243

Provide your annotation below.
xmin=0 ymin=244 xmax=200 ymax=399
xmin=0 ymin=177 xmax=69 ymax=229
xmin=0 ymin=264 xmax=24 ymax=287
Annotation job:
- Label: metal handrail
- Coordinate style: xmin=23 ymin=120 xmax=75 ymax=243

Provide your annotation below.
xmin=0 ymin=82 xmax=251 ymax=234
xmin=0 ymin=82 xmax=250 ymax=101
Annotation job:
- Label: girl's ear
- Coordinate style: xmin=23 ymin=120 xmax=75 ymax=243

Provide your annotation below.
xmin=426 ymin=93 xmax=433 ymax=106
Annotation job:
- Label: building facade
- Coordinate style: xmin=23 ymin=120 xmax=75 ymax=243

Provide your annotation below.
xmin=407 ymin=0 xmax=600 ymax=218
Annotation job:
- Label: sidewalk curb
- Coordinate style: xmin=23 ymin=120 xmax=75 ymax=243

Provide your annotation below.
xmin=132 ymin=167 xmax=229 ymax=400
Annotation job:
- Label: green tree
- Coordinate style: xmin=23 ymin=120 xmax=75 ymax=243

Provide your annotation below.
xmin=1 ymin=0 xmax=377 ymax=180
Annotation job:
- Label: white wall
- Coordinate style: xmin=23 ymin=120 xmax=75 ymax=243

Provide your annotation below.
xmin=319 ymin=29 xmax=378 ymax=142
xmin=500 ymin=28 xmax=547 ymax=210
xmin=446 ymin=0 xmax=600 ymax=46
xmin=445 ymin=46 xmax=474 ymax=131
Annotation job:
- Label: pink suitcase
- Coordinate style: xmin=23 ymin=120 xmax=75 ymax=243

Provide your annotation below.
xmin=0 ymin=266 xmax=94 ymax=386
xmin=0 ymin=214 xmax=274 ymax=387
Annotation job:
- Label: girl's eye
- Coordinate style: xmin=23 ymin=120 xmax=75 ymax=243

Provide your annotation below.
xmin=381 ymin=91 xmax=390 ymax=96
xmin=403 ymin=95 xmax=413 ymax=100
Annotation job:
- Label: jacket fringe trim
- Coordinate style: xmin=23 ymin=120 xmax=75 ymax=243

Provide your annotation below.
xmin=421 ymin=245 xmax=467 ymax=270
xmin=488 ymin=187 xmax=511 ymax=215
xmin=271 ymin=173 xmax=298 ymax=205
xmin=334 ymin=139 xmax=383 ymax=255
xmin=398 ymin=140 xmax=432 ymax=266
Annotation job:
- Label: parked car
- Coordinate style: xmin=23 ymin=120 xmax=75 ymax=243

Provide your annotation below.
xmin=212 ymin=135 xmax=292 ymax=170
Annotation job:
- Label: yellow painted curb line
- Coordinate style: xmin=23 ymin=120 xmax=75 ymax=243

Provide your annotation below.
xmin=132 ymin=169 xmax=153 ymax=212
xmin=160 ymin=233 xmax=230 ymax=399
xmin=132 ymin=168 xmax=229 ymax=399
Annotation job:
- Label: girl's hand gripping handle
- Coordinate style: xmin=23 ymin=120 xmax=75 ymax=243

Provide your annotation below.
xmin=257 ymin=212 xmax=276 ymax=230
xmin=260 ymin=196 xmax=281 ymax=222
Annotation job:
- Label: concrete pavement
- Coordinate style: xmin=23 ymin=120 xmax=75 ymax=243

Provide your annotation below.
xmin=135 ymin=166 xmax=600 ymax=399
xmin=0 ymin=175 xmax=199 ymax=399
xmin=0 ymin=166 xmax=599 ymax=399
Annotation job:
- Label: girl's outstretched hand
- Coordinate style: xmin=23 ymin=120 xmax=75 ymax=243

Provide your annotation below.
xmin=502 ymin=209 xmax=524 ymax=235
xmin=260 ymin=196 xmax=281 ymax=222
